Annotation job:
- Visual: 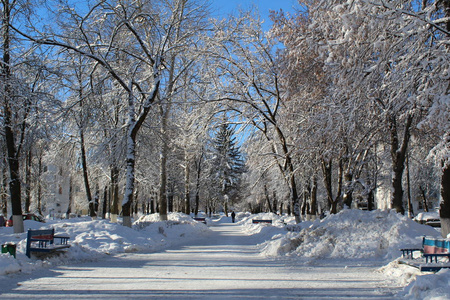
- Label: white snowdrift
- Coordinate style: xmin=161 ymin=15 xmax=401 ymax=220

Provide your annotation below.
xmin=242 ymin=209 xmax=449 ymax=300
xmin=255 ymin=209 xmax=438 ymax=260
xmin=0 ymin=212 xmax=211 ymax=276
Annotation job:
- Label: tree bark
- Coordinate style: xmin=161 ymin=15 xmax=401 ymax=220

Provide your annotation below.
xmin=438 ymin=0 xmax=450 ymax=239
xmin=274 ymin=127 xmax=301 ymax=223
xmin=1 ymin=160 xmax=7 ymax=216
xmin=24 ymin=149 xmax=32 ymax=213
xmin=440 ymin=158 xmax=450 ymax=238
xmin=2 ymin=0 xmax=23 ymax=233
xmin=342 ymin=171 xmax=353 ymax=209
xmin=389 ymin=114 xmax=413 ymax=215
xmin=264 ymin=184 xmax=273 ymax=213
xmin=310 ymin=176 xmax=318 ymax=218
xmin=102 ymin=185 xmax=108 ymax=219
xmin=420 ymin=186 xmax=429 ymax=212
xmin=37 ymin=152 xmax=43 ymax=215
xmin=66 ymin=176 xmax=73 ymax=218
xmin=194 ymin=153 xmax=202 ymax=217
xmin=110 ymin=166 xmax=119 ymax=223
xmin=406 ymin=154 xmax=414 ymax=218
xmin=80 ymin=128 xmax=95 ymax=218
xmin=159 ymin=127 xmax=168 ymax=221
xmin=122 ymin=75 xmax=160 ymax=227
xmin=184 ymin=151 xmax=190 ymax=215
xmin=321 ymin=158 xmax=343 ymax=214
xmin=122 ymin=99 xmax=137 ymax=227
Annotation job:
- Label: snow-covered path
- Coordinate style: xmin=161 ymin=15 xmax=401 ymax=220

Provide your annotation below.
xmin=1 ymin=223 xmax=401 ymax=299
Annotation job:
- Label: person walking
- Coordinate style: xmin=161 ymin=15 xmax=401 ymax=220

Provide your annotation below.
xmin=231 ymin=211 xmax=236 ymax=223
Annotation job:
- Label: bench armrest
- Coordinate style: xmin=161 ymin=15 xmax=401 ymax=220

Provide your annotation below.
xmin=400 ymin=248 xmax=423 ymax=259
xmin=54 ymin=235 xmax=70 ymax=245
xmin=423 ymin=253 xmax=450 ymax=264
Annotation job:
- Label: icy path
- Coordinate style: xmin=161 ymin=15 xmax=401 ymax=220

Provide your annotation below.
xmin=1 ymin=223 xmax=401 ymax=299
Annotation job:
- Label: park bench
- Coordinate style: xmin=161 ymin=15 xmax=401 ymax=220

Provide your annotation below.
xmin=26 ymin=228 xmax=71 ymax=258
xmin=252 ymin=219 xmax=272 ymax=224
xmin=193 ymin=217 xmax=207 ymax=224
xmin=399 ymin=236 xmax=450 ymax=272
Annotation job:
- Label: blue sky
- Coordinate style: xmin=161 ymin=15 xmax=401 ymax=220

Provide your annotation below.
xmin=210 ymin=0 xmax=298 ymax=30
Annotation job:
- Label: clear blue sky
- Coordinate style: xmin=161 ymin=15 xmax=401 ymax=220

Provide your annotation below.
xmin=210 ymin=0 xmax=298 ymax=30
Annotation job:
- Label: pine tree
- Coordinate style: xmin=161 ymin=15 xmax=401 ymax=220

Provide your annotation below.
xmin=210 ymin=123 xmax=245 ymax=215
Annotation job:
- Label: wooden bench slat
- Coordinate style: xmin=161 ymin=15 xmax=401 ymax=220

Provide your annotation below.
xmin=193 ymin=217 xmax=207 ymax=224
xmin=252 ymin=219 xmax=272 ymax=224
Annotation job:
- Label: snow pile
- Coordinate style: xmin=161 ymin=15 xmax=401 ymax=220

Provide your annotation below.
xmin=134 ymin=212 xmax=211 ymax=247
xmin=0 ymin=213 xmax=211 ymax=276
xmin=257 ymin=209 xmax=438 ymax=260
xmin=243 ymin=209 xmax=449 ymax=299
xmin=399 ymin=269 xmax=450 ymax=299
xmin=414 ymin=211 xmax=440 ymax=223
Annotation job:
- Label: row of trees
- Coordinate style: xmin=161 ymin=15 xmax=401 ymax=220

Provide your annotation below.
xmin=1 ymin=0 xmax=449 ymax=237
xmin=264 ymin=0 xmax=449 ymax=236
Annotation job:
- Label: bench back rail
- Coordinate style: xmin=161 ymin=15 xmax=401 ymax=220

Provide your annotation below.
xmin=252 ymin=219 xmax=272 ymax=224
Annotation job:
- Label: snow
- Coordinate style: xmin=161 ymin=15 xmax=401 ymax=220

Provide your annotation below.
xmin=1 ymin=210 xmax=449 ymax=299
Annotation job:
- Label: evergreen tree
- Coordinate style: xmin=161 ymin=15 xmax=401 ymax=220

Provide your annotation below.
xmin=210 ymin=123 xmax=245 ymax=215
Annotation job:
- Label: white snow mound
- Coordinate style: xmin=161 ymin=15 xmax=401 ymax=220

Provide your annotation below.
xmin=260 ymin=209 xmax=439 ymax=260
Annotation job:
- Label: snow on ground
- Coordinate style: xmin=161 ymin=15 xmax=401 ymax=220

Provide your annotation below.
xmin=1 ymin=209 xmax=449 ymax=299
xmin=0 ymin=213 xmax=211 ymax=276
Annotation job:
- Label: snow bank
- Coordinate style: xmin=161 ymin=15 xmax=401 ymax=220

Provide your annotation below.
xmin=256 ymin=209 xmax=438 ymax=261
xmin=0 ymin=213 xmax=211 ymax=276
xmin=399 ymin=269 xmax=450 ymax=300
xmin=242 ymin=209 xmax=448 ymax=299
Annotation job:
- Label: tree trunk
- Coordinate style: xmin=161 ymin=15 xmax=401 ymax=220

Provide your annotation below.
xmin=184 ymin=151 xmax=190 ymax=215
xmin=275 ymin=127 xmax=301 ymax=222
xmin=110 ymin=166 xmax=119 ymax=223
xmin=93 ymin=185 xmax=100 ymax=218
xmin=406 ymin=154 xmax=414 ymax=218
xmin=367 ymin=188 xmax=375 ymax=211
xmin=310 ymin=176 xmax=318 ymax=218
xmin=194 ymin=153 xmax=203 ymax=217
xmin=37 ymin=152 xmax=43 ymax=215
xmin=159 ymin=105 xmax=169 ymax=221
xmin=321 ymin=158 xmax=343 ymax=214
xmin=301 ymin=182 xmax=310 ymax=217
xmin=273 ymin=191 xmax=278 ymax=214
xmin=2 ymin=0 xmax=23 ymax=233
xmin=1 ymin=161 xmax=7 ymax=216
xmin=264 ymin=184 xmax=273 ymax=213
xmin=80 ymin=128 xmax=95 ymax=218
xmin=438 ymin=0 xmax=450 ymax=239
xmin=322 ymin=158 xmax=333 ymax=211
xmin=65 ymin=176 xmax=73 ymax=218
xmin=134 ymin=186 xmax=139 ymax=216
xmin=389 ymin=114 xmax=412 ymax=214
xmin=342 ymin=171 xmax=353 ymax=209
xmin=420 ymin=186 xmax=429 ymax=212
xmin=102 ymin=185 xmax=108 ymax=219
xmin=440 ymin=158 xmax=450 ymax=238
xmin=122 ymin=122 xmax=136 ymax=228
xmin=24 ymin=149 xmax=32 ymax=213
